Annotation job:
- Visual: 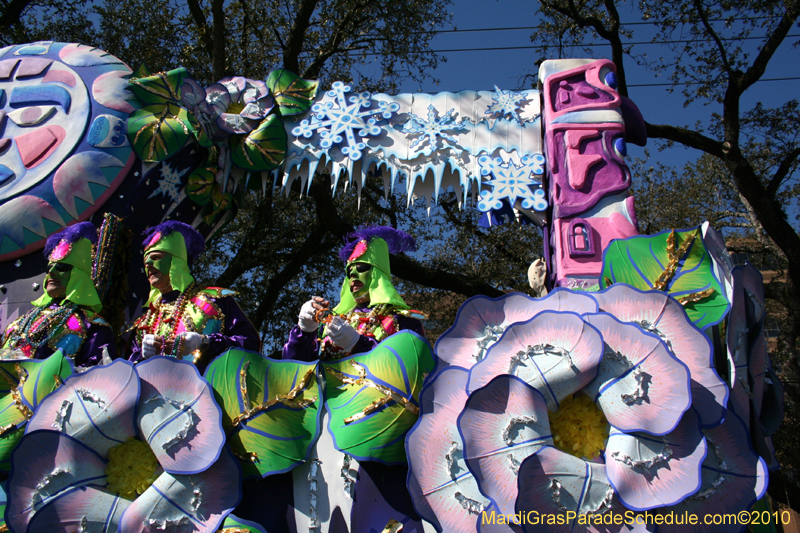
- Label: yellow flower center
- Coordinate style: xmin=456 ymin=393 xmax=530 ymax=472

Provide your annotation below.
xmin=550 ymin=394 xmax=609 ymax=460
xmin=226 ymin=101 xmax=245 ymax=115
xmin=105 ymin=438 xmax=159 ymax=498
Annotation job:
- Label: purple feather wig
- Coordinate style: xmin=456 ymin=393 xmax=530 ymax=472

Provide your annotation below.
xmin=43 ymin=222 xmax=97 ymax=259
xmin=338 ymin=226 xmax=416 ymax=262
xmin=142 ymin=221 xmax=205 ymax=264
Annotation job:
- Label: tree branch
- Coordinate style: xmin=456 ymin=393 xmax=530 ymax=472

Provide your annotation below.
xmin=766 ymin=146 xmax=800 ymax=199
xmin=693 ymin=0 xmax=731 ymax=74
xmin=388 ymin=254 xmax=505 ymax=298
xmin=184 ymin=0 xmax=214 ymax=63
xmin=282 ymin=0 xmax=319 ymax=73
xmin=645 ymin=121 xmax=724 ymax=155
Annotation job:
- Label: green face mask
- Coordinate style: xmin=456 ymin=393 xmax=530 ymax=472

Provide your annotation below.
xmin=145 ymin=251 xmax=172 ymax=277
xmin=348 ymin=262 xmax=372 ymax=300
xmin=45 ymin=262 xmax=72 ymax=296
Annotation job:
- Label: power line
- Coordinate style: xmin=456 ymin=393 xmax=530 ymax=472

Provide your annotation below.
xmin=629 ymin=76 xmax=800 ymax=87
xmin=421 ymin=33 xmax=800 ymax=53
xmin=429 ymin=16 xmax=783 ymax=34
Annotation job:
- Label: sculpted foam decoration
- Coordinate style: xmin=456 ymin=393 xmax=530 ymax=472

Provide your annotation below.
xmin=0 ymin=43 xmax=136 ymax=262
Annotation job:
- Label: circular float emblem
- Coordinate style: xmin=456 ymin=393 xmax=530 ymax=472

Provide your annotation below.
xmin=0 ymin=42 xmax=137 ymax=262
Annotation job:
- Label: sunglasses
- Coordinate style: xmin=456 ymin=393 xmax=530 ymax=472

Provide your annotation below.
xmin=47 ymin=263 xmax=73 ymax=274
xmin=349 ymin=263 xmax=372 ymax=275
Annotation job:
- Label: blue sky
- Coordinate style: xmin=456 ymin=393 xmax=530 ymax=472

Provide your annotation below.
xmin=379 ymin=0 xmax=800 ymax=174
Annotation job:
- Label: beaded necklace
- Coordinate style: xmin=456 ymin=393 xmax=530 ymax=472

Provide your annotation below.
xmin=6 ymin=302 xmax=79 ymax=350
xmin=140 ymin=282 xmax=196 ymax=357
xmin=319 ymin=304 xmax=398 ymax=360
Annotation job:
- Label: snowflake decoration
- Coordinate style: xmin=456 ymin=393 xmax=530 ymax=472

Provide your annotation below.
xmin=148 ymin=162 xmax=190 ymax=201
xmin=400 ymin=104 xmax=469 ymax=157
xmin=291 ymin=81 xmax=399 ymax=161
xmin=477 ymin=154 xmax=548 ymax=212
xmin=485 ymin=86 xmax=533 ymax=126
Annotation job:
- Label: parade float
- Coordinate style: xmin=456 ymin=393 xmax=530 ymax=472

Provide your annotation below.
xmin=0 ymin=43 xmax=783 ymax=533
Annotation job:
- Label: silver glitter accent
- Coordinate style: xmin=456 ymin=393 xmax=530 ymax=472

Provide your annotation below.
xmin=509 ymin=344 xmax=575 ymax=375
xmin=454 ymin=492 xmax=487 ymax=515
xmin=147 ymin=516 xmax=191 ymax=529
xmin=690 ymin=437 xmax=730 ymax=499
xmin=635 ymin=321 xmax=673 ymax=352
xmin=76 ymin=388 xmax=106 ymax=407
xmin=76 ymin=515 xmax=88 ymax=532
xmin=31 ymin=468 xmax=70 ymax=510
xmin=620 ymin=367 xmax=651 ymax=406
xmin=32 ymin=283 xmax=39 ymax=291
xmin=603 ymin=348 xmax=632 ymax=368
xmin=475 ymin=325 xmax=506 ymax=361
xmin=611 ymin=442 xmax=673 ymax=471
xmin=503 ymin=416 xmax=537 ymax=446
xmin=161 ymin=409 xmax=199 ymax=451
xmin=52 ymin=400 xmax=72 ymax=431
xmin=187 ymin=476 xmax=202 ymax=511
xmin=550 ymin=479 xmax=568 ymax=512
xmin=308 ymin=459 xmax=321 ymax=533
xmin=341 ymin=454 xmax=357 ymax=497
xmin=144 ymin=396 xmax=199 ymax=450
xmin=445 ymin=442 xmax=460 ymax=480
xmin=507 ymin=454 xmax=522 ymax=474
xmin=588 ymin=486 xmax=615 ymax=515
xmin=14 ymin=260 xmax=21 ymax=267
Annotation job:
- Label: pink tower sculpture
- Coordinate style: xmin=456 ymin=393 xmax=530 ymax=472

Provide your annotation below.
xmin=539 ymin=59 xmax=647 ymax=290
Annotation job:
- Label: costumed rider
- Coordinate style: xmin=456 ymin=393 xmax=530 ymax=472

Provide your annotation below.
xmin=1 ymin=222 xmax=116 ymax=365
xmin=129 ymin=221 xmax=259 ymax=371
xmin=283 ymin=226 xmax=425 ymax=361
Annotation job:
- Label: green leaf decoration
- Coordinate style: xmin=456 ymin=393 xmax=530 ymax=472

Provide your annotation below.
xmin=127 ymin=67 xmax=189 ymax=106
xmin=202 ymin=187 xmax=234 ymax=225
xmin=127 ymin=103 xmax=195 ymax=162
xmin=204 ymin=348 xmax=321 ymax=478
xmin=186 ymin=167 xmax=216 ymax=206
xmin=131 ymin=63 xmax=153 ymax=79
xmin=0 ymin=351 xmax=73 ymax=472
xmin=321 ymin=331 xmax=436 ymax=464
xmin=265 ymin=69 xmax=319 ymax=117
xmin=600 ymin=227 xmax=730 ymax=329
xmin=230 ymin=114 xmax=288 ymax=172
xmin=219 ymin=514 xmax=267 ymax=533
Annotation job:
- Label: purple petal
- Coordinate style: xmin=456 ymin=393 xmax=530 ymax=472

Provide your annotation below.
xmin=656 ymin=408 xmax=767 ymax=533
xmin=583 ymin=313 xmax=692 ymax=435
xmin=239 ymin=97 xmax=275 ymax=120
xmin=118 ymin=447 xmax=241 ymax=533
xmin=215 ymin=112 xmax=257 ymax=135
xmin=406 ymin=367 xmax=504 ymax=532
xmin=217 ymin=75 xmax=246 ymax=101
xmin=27 ymin=485 xmax=131 ymax=533
xmin=180 ymin=78 xmax=208 ymax=112
xmin=459 ymin=375 xmax=551 ymax=519
xmin=592 ymin=285 xmax=728 ymax=427
xmin=203 ymin=83 xmax=231 ymax=113
xmin=436 ymin=289 xmax=598 ymax=369
xmin=6 ymin=431 xmax=109 ymax=533
xmin=135 ymin=357 xmax=225 ymax=476
xmin=516 ymin=447 xmax=615 ymax=533
xmin=605 ymin=408 xmax=706 ymax=510
xmin=26 ymin=359 xmax=139 ymax=456
xmin=468 ymin=311 xmax=604 ymax=409
xmin=241 ymin=79 xmax=268 ymax=102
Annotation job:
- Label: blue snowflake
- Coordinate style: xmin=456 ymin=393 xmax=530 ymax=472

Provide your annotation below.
xmin=292 ymin=81 xmax=399 ymax=161
xmin=477 ymin=154 xmax=548 ymax=212
xmin=400 ymin=104 xmax=469 ymax=156
xmin=485 ymin=86 xmax=533 ymax=126
xmin=148 ymin=162 xmax=189 ymax=201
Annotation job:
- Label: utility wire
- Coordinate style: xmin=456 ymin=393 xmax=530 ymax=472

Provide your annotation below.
xmin=431 ymin=16 xmax=783 ymax=34
xmin=420 ymin=33 xmax=800 ymax=53
xmin=629 ymin=76 xmax=800 ymax=87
